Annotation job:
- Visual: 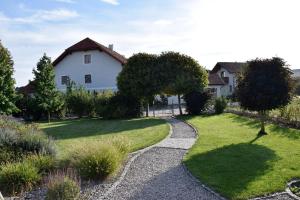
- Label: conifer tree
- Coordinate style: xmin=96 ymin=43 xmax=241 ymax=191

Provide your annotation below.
xmin=0 ymin=41 xmax=18 ymax=114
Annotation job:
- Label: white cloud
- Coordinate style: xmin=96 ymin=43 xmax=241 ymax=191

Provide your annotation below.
xmin=153 ymin=19 xmax=173 ymax=26
xmin=0 ymin=9 xmax=79 ymax=24
xmin=100 ymin=0 xmax=119 ymax=5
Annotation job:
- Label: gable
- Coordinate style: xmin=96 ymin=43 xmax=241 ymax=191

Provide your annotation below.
xmin=53 ymin=37 xmax=127 ymax=66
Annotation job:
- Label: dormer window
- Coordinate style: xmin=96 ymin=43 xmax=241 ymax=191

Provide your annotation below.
xmin=84 ymin=54 xmax=91 ymax=64
xmin=221 ymin=71 xmax=226 ymax=77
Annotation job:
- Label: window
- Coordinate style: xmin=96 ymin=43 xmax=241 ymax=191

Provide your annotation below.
xmin=61 ymin=76 xmax=69 ymax=85
xmin=85 ymin=74 xmax=92 ymax=84
xmin=221 ymin=71 xmax=226 ymax=77
xmin=84 ymin=54 xmax=91 ymax=64
xmin=230 ymin=85 xmax=233 ymax=92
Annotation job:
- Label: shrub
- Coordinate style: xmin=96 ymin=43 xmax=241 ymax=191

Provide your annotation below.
xmin=184 ymin=91 xmax=211 ymax=115
xmin=66 ymin=87 xmax=94 ymax=118
xmin=25 ymin=155 xmax=55 ymax=175
xmin=0 ymin=122 xmax=56 ymax=159
xmin=214 ymin=97 xmax=227 ymax=114
xmin=46 ymin=170 xmax=80 ymax=200
xmin=94 ymin=91 xmax=113 ymax=117
xmin=72 ymin=138 xmax=129 ymax=180
xmin=0 ymin=147 xmax=24 ymax=164
xmin=0 ymin=162 xmax=41 ymax=195
xmin=18 ymin=126 xmax=56 ymax=156
xmin=102 ymin=92 xmax=141 ymax=119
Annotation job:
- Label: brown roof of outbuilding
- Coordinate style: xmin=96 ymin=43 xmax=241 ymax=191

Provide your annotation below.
xmin=17 ymin=81 xmax=36 ymax=95
xmin=211 ymin=62 xmax=246 ymax=73
xmin=208 ymin=73 xmax=226 ymax=85
xmin=53 ymin=37 xmax=127 ymax=66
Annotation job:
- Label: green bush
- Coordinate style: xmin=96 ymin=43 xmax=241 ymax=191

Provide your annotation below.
xmin=72 ymin=139 xmax=129 ymax=180
xmin=214 ymin=97 xmax=227 ymax=114
xmin=25 ymin=155 xmax=55 ymax=175
xmin=102 ymin=92 xmax=141 ymax=119
xmin=184 ymin=91 xmax=211 ymax=115
xmin=0 ymin=120 xmax=56 ymax=164
xmin=46 ymin=171 xmax=80 ymax=200
xmin=66 ymin=87 xmax=94 ymax=118
xmin=94 ymin=91 xmax=113 ymax=117
xmin=0 ymin=162 xmax=41 ymax=195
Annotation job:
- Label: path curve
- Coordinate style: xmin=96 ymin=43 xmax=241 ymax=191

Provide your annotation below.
xmin=97 ymin=117 xmax=224 ymax=200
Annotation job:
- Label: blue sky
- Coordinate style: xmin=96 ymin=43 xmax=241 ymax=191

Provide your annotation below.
xmin=1 ymin=0 xmax=300 ymax=86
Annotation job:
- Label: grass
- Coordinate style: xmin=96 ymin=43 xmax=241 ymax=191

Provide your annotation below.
xmin=180 ymin=113 xmax=300 ymax=200
xmin=38 ymin=118 xmax=169 ymax=159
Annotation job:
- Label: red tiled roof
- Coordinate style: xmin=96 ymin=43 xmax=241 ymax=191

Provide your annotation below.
xmin=18 ymin=81 xmax=36 ymax=94
xmin=211 ymin=62 xmax=246 ymax=73
xmin=208 ymin=73 xmax=226 ymax=85
xmin=53 ymin=37 xmax=127 ymax=66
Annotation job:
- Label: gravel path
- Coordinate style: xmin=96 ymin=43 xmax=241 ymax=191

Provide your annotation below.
xmin=98 ymin=118 xmax=222 ymax=200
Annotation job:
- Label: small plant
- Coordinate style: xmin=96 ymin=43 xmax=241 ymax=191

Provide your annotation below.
xmin=25 ymin=154 xmax=55 ymax=175
xmin=0 ymin=162 xmax=41 ymax=195
xmin=184 ymin=91 xmax=211 ymax=115
xmin=214 ymin=97 xmax=227 ymax=114
xmin=72 ymin=138 xmax=129 ymax=180
xmin=45 ymin=170 xmax=80 ymax=200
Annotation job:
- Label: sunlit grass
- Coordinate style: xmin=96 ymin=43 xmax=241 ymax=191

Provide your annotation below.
xmin=180 ymin=113 xmax=300 ymax=200
xmin=38 ymin=118 xmax=169 ymax=159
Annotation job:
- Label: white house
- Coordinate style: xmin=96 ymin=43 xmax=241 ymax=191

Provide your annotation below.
xmin=207 ymin=62 xmax=246 ymax=97
xmin=52 ymin=37 xmax=126 ymax=92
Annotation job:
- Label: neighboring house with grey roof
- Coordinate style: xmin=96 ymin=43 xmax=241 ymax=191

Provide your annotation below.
xmin=207 ymin=62 xmax=246 ymax=97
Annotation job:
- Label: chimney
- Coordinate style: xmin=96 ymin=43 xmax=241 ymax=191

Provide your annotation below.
xmin=108 ymin=44 xmax=114 ymax=51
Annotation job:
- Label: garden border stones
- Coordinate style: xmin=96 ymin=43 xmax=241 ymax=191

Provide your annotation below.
xmin=286 ymin=180 xmax=300 ymax=200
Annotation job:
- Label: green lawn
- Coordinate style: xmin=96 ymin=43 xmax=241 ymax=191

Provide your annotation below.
xmin=38 ymin=118 xmax=169 ymax=159
xmin=180 ymin=113 xmax=300 ymax=200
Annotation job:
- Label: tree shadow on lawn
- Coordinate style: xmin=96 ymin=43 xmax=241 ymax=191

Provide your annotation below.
xmin=40 ymin=118 xmax=166 ymax=140
xmin=184 ymin=143 xmax=278 ymax=199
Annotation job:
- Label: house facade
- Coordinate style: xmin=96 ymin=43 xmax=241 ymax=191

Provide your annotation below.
xmin=52 ymin=37 xmax=126 ymax=92
xmin=207 ymin=62 xmax=246 ymax=97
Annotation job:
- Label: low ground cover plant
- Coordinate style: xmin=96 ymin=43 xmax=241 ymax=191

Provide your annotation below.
xmin=71 ymin=137 xmax=130 ymax=180
xmin=0 ymin=161 xmax=41 ymax=195
xmin=45 ymin=170 xmax=80 ymax=200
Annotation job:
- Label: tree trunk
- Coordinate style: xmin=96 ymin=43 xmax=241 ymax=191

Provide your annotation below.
xmin=152 ymin=100 xmax=155 ymax=117
xmin=146 ymin=103 xmax=149 ymax=117
xmin=259 ymin=111 xmax=267 ymax=135
xmin=178 ymin=94 xmax=183 ymax=115
xmin=47 ymin=111 xmax=51 ymax=123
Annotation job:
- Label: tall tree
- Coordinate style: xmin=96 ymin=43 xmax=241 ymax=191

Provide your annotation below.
xmin=117 ymin=53 xmax=161 ymax=117
xmin=237 ymin=57 xmax=294 ymax=135
xmin=33 ymin=54 xmax=63 ymax=122
xmin=157 ymin=52 xmax=208 ymax=115
xmin=0 ymin=41 xmax=18 ymax=114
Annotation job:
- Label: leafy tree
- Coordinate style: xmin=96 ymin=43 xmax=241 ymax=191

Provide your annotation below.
xmin=33 ymin=54 xmax=63 ymax=122
xmin=237 ymin=57 xmax=294 ymax=135
xmin=184 ymin=91 xmax=211 ymax=115
xmin=0 ymin=41 xmax=18 ymax=114
xmin=157 ymin=52 xmax=208 ymax=115
xmin=294 ymin=77 xmax=300 ymax=96
xmin=117 ymin=53 xmax=161 ymax=117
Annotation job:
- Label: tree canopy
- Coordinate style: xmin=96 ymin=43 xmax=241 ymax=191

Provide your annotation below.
xmin=237 ymin=57 xmax=294 ymax=134
xmin=33 ymin=54 xmax=63 ymax=122
xmin=0 ymin=41 xmax=18 ymax=114
xmin=117 ymin=51 xmax=208 ymax=115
